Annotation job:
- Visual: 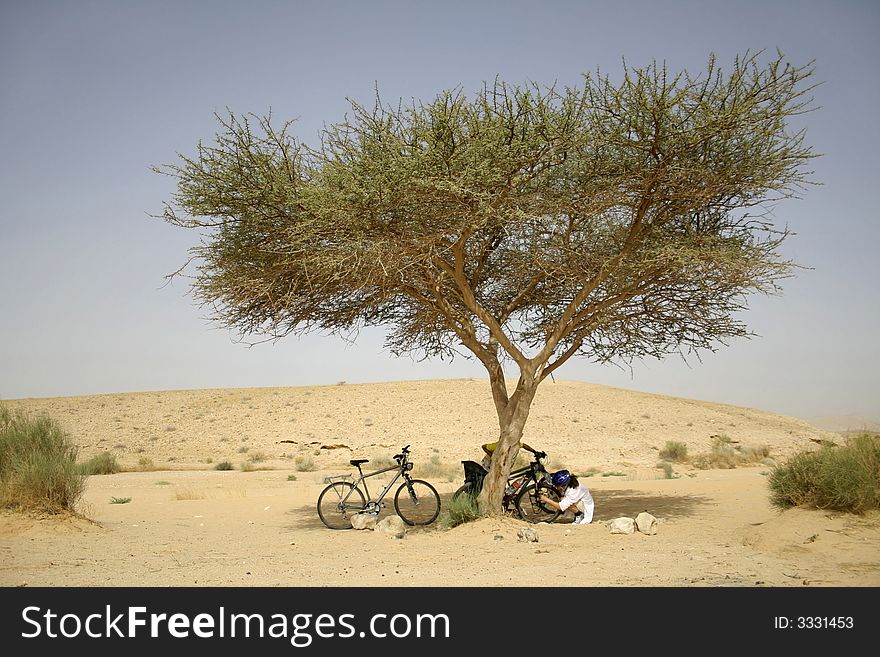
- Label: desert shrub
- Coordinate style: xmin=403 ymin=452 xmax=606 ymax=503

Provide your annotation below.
xmin=368 ymin=453 xmax=395 ymax=469
xmin=110 ymin=497 xmax=131 ymax=504
xmin=214 ymin=461 xmax=233 ymax=471
xmin=438 ymin=489 xmax=481 ymax=529
xmin=247 ymin=450 xmax=268 ymax=463
xmin=768 ymin=433 xmax=880 ymax=513
xmin=294 ymin=455 xmax=317 ymax=472
xmin=0 ymin=406 xmax=86 ymax=512
xmin=417 ymin=454 xmax=458 ymax=482
xmin=656 ymin=461 xmax=675 ymax=479
xmin=78 ymin=451 xmax=120 ymax=475
xmin=136 ymin=456 xmax=156 ymax=471
xmin=173 ymin=487 xmax=206 ymax=500
xmin=659 ymin=441 xmax=688 ymax=462
xmin=740 ymin=444 xmax=772 ymax=463
xmin=691 ymin=437 xmax=773 ymax=470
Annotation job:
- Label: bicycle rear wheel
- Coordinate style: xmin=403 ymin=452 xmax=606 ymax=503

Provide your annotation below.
xmin=317 ymin=481 xmax=367 ymax=529
xmin=515 ymin=481 xmax=561 ymax=523
xmin=451 ymin=482 xmax=477 ymax=503
xmin=394 ymin=479 xmax=441 ymax=526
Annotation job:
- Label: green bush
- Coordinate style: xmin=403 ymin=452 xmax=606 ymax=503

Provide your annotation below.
xmin=438 ymin=489 xmax=481 ymax=529
xmin=0 ymin=406 xmax=86 ymax=512
xmin=768 ymin=433 xmax=880 ymax=514
xmin=214 ymin=461 xmax=234 ymax=471
xmin=659 ymin=441 xmax=688 ymax=462
xmin=78 ymin=451 xmax=120 ymax=475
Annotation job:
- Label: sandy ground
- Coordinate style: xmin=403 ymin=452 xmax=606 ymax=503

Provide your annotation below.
xmin=1 ymin=379 xmax=878 ymax=587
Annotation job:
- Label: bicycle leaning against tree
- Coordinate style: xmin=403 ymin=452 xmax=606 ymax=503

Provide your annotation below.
xmin=316 ymin=444 xmax=441 ymax=529
xmin=452 ymin=449 xmax=562 ymax=523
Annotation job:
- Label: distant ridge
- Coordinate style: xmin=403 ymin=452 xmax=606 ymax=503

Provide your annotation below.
xmin=806 ymin=415 xmax=880 ymax=433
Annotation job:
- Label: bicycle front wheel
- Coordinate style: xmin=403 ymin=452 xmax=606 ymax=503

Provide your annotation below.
xmin=317 ymin=481 xmax=367 ymax=529
xmin=394 ymin=479 xmax=441 ymax=526
xmin=515 ymin=481 xmax=561 ymax=524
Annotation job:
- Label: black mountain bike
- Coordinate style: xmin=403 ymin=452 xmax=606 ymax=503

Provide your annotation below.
xmin=316 ymin=444 xmax=441 ymax=529
xmin=452 ymin=450 xmax=561 ymax=523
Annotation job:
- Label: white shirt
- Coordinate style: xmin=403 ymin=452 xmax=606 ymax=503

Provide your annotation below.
xmin=558 ymin=483 xmax=594 ymax=524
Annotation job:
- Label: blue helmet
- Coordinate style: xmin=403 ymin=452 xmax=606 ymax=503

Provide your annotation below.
xmin=551 ymin=470 xmax=571 ymax=486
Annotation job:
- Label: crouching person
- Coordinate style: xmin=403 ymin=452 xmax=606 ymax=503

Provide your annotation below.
xmin=540 ymin=470 xmax=594 ymax=524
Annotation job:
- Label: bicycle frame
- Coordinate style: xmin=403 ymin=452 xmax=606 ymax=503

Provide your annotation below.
xmin=338 ymin=457 xmax=415 ymax=511
xmin=461 ymin=453 xmax=550 ymax=504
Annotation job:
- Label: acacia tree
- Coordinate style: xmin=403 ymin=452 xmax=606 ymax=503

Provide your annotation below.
xmin=156 ymin=52 xmax=816 ymax=513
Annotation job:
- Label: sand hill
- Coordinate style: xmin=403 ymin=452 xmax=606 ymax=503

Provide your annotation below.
xmin=1 ymin=378 xmax=839 ymax=475
xmin=2 ymin=379 xmax=877 ymax=588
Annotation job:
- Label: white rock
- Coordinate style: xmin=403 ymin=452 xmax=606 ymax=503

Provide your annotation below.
xmin=376 ymin=515 xmax=408 ymax=538
xmin=517 ymin=527 xmax=539 ymax=543
xmin=635 ymin=512 xmax=658 ymax=535
xmin=608 ymin=517 xmax=636 ymax=534
xmin=350 ymin=513 xmax=378 ymax=530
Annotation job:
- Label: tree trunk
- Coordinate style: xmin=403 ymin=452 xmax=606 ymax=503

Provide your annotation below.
xmin=477 ymin=373 xmax=538 ymax=515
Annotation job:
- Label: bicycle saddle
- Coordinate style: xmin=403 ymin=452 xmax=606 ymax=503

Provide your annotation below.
xmin=350 ymin=459 xmax=369 ymax=466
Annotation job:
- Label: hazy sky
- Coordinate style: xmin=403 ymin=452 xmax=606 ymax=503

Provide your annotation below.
xmin=2 ymin=0 xmax=878 ymax=423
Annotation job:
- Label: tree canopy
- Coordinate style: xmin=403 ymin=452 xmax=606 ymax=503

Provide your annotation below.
xmin=157 ymin=51 xmax=817 ymax=512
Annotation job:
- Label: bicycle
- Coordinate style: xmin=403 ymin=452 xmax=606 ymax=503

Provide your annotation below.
xmin=316 ymin=444 xmax=441 ymax=530
xmin=452 ymin=449 xmax=562 ymax=523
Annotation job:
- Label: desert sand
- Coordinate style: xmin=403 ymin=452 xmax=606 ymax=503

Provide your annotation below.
xmin=1 ymin=379 xmax=878 ymax=587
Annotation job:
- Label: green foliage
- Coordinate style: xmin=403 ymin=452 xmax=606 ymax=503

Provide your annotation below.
xmin=214 ymin=461 xmax=234 ymax=471
xmin=78 ymin=451 xmax=121 ymax=475
xmin=768 ymin=433 xmax=880 ymax=514
xmin=0 ymin=406 xmax=86 ymax=513
xmin=110 ymin=497 xmax=131 ymax=504
xmin=656 ymin=461 xmax=675 ymax=479
xmin=158 ymin=52 xmax=816 ymax=368
xmin=438 ymin=489 xmax=481 ymax=529
xmin=659 ymin=441 xmax=688 ymax=462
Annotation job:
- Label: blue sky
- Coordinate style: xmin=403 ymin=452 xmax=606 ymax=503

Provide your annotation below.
xmin=1 ymin=0 xmax=878 ymax=423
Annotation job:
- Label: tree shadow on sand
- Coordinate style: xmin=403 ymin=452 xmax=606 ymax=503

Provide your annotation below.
xmin=285 ymin=491 xmax=462 ymax=531
xmin=591 ymin=488 xmax=711 ymax=521
xmin=285 ymin=490 xmax=709 ymax=529
xmin=286 ymin=504 xmax=335 ymax=530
